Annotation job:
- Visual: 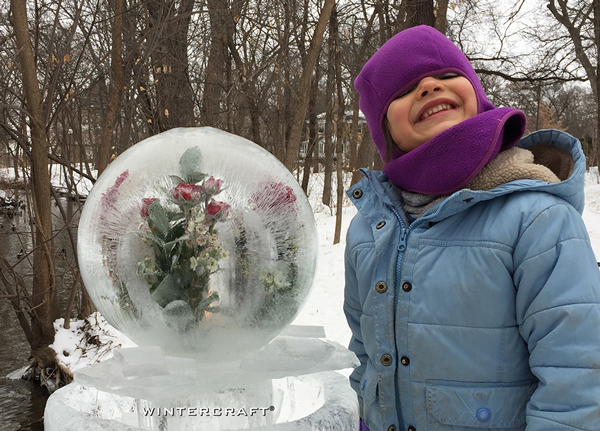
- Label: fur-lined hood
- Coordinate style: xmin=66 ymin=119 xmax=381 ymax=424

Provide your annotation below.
xmin=465 ymin=129 xmax=584 ymax=212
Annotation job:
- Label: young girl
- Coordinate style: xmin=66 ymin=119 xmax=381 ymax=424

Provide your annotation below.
xmin=345 ymin=25 xmax=600 ymax=431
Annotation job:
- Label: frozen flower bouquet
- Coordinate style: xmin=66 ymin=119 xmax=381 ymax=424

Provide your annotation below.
xmin=79 ymin=128 xmax=318 ymax=358
xmin=135 ymin=147 xmax=230 ymax=329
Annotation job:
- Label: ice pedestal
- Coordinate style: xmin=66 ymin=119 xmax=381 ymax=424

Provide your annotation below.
xmin=54 ymin=129 xmax=358 ymax=430
xmin=44 ymin=329 xmax=360 ymax=430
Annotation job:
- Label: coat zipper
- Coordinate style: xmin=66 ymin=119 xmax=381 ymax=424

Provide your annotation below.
xmin=390 ymin=207 xmax=407 ymax=320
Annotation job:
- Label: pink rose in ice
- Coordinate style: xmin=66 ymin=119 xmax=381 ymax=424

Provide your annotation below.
xmin=171 ymin=183 xmax=202 ymax=201
xmin=114 ymin=170 xmax=130 ymax=186
xmin=101 ymin=170 xmax=130 ymax=207
xmin=204 ymin=176 xmax=223 ymax=194
xmin=250 ymin=182 xmax=297 ymax=211
xmin=140 ymin=198 xmax=158 ymax=218
xmin=206 ymin=199 xmax=231 ymax=218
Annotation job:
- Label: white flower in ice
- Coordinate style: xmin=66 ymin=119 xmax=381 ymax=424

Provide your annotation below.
xmin=220 ymin=249 xmax=229 ymax=259
xmin=190 ymin=256 xmax=199 ymax=271
xmin=197 ymin=235 xmax=207 ymax=246
xmin=210 ymin=234 xmax=219 ymax=244
xmin=207 ymin=257 xmax=218 ymax=271
xmin=195 ymin=212 xmax=205 ymax=225
xmin=273 ymin=271 xmax=289 ymax=289
xmin=260 ymin=271 xmax=274 ymax=284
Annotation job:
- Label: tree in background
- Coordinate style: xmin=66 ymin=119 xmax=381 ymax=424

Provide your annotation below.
xmin=97 ymin=0 xmax=125 ymax=176
xmin=534 ymin=0 xmax=600 ymax=165
xmin=9 ymin=0 xmax=59 ymax=378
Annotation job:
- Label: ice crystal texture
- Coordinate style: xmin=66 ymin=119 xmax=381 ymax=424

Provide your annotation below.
xmin=78 ymin=128 xmax=318 ymax=359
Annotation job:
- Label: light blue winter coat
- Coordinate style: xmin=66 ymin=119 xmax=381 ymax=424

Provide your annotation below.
xmin=344 ymin=129 xmax=600 ymax=431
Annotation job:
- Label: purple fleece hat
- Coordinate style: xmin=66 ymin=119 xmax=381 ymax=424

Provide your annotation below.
xmin=355 ymin=25 xmax=526 ymax=194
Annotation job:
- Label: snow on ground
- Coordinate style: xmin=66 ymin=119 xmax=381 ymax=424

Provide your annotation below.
xmin=0 ymin=164 xmax=95 ymax=197
xmin=583 ymin=167 xmax=600 ymax=262
xmin=291 ymin=173 xmax=356 ymax=348
xmin=50 ymin=313 xmax=136 ymax=374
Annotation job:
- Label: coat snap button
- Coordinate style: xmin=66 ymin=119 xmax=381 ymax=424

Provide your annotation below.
xmin=408 ymin=427 xmax=416 ymax=431
xmin=387 ymin=426 xmax=396 ymax=431
xmin=402 ymin=282 xmax=412 ymax=292
xmin=380 ymin=354 xmax=393 ymax=366
xmin=376 ymin=221 xmax=386 ymax=229
xmin=352 ymin=189 xmax=363 ymax=199
xmin=375 ymin=282 xmax=387 ymax=293
xmin=476 ymin=408 xmax=491 ymax=422
xmin=400 ymin=356 xmax=410 ymax=366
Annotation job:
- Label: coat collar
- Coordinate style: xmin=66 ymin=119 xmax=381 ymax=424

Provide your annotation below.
xmin=348 ymin=129 xmax=586 ymax=225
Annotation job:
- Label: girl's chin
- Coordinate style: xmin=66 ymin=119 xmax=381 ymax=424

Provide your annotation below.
xmin=418 ymin=121 xmax=462 ymax=138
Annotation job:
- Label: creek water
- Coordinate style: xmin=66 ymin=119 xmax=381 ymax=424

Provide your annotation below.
xmin=0 ymin=194 xmax=82 ymax=431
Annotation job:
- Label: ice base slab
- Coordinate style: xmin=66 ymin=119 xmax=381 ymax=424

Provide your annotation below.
xmin=44 ymin=335 xmax=359 ymax=430
xmin=44 ymin=371 xmax=358 ymax=430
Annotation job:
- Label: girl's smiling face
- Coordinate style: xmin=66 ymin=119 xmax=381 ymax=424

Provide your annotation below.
xmin=385 ymin=73 xmax=478 ymax=152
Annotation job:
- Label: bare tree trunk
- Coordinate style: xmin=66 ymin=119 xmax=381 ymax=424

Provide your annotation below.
xmin=283 ymin=0 xmax=336 ymax=172
xmin=227 ymin=37 xmax=262 ymax=145
xmin=322 ymin=20 xmax=335 ymax=208
xmin=347 ymin=9 xmax=376 ymax=182
xmin=202 ymin=0 xmax=229 ymax=129
xmin=548 ymin=0 xmax=598 ymax=102
xmin=322 ymin=128 xmax=333 ymax=207
xmin=406 ymin=0 xmax=435 ymax=28
xmin=301 ymin=68 xmax=320 ymax=194
xmin=275 ymin=64 xmax=285 ymax=162
xmin=331 ymin=6 xmax=345 ymax=245
xmin=148 ymin=0 xmax=195 ymax=130
xmin=11 ymin=0 xmax=58 ymax=354
xmin=435 ymin=0 xmax=449 ymax=34
xmin=351 ymin=130 xmax=376 ymax=186
xmin=97 ymin=0 xmax=125 ymax=175
xmin=348 ymin=95 xmax=359 ymax=176
xmin=594 ymin=0 xmax=600 ymax=167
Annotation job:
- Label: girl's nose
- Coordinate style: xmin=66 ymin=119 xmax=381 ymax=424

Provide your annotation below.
xmin=417 ymin=77 xmax=443 ymax=98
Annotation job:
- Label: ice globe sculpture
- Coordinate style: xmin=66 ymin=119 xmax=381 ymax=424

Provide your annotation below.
xmin=78 ymin=127 xmax=318 ymax=359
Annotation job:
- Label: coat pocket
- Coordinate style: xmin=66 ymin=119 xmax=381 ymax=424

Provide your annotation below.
xmin=426 ymin=380 xmax=537 ymax=430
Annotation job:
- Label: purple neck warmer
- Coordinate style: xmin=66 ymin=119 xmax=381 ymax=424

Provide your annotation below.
xmin=355 ymin=25 xmax=526 ymax=194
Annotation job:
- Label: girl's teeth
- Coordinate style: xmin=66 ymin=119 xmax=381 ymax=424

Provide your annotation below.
xmin=422 ymin=104 xmax=453 ymax=120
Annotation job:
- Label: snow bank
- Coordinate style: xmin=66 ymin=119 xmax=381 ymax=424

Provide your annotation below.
xmin=50 ymin=312 xmax=136 ymax=373
xmin=585 ymin=168 xmax=600 ymax=214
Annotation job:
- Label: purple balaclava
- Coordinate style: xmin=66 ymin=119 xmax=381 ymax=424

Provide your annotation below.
xmin=355 ymin=25 xmax=526 ymax=195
